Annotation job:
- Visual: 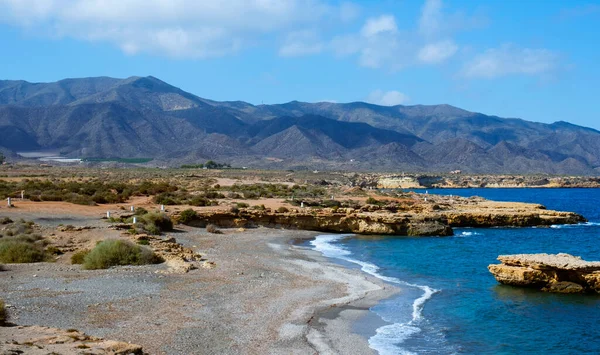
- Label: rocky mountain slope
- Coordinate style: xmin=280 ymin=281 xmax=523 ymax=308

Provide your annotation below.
xmin=1 ymin=76 xmax=599 ymax=174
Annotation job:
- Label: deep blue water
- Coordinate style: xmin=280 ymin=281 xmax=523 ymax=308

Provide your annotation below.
xmin=310 ymin=189 xmax=600 ymax=355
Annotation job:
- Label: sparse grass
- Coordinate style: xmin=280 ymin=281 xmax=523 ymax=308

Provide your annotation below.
xmin=71 ymin=249 xmax=90 ymax=264
xmin=82 ymin=239 xmax=162 ymax=270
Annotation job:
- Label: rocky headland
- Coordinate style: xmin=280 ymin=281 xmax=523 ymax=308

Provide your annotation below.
xmin=376 ymin=174 xmax=600 ymax=189
xmin=179 ymin=194 xmax=586 ymax=236
xmin=488 ymin=253 xmax=600 ymax=294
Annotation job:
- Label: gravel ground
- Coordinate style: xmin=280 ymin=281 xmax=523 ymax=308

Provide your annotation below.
xmin=1 ymin=216 xmax=396 ymax=354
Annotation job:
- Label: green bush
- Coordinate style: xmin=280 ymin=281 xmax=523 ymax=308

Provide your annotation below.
xmin=141 ymin=213 xmax=173 ymax=232
xmin=82 ymin=240 xmax=162 ymax=270
xmin=0 ymin=240 xmax=48 ymax=263
xmin=71 ymin=249 xmax=90 ymax=264
xmin=178 ymin=209 xmax=198 ymax=225
xmin=236 ymin=202 xmax=249 ymax=208
xmin=134 ymin=207 xmax=149 ymax=216
xmin=366 ymin=197 xmax=380 ymax=205
xmin=277 ymin=207 xmax=290 ymax=213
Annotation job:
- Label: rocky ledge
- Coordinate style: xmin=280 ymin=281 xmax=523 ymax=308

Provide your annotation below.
xmin=0 ymin=325 xmax=145 ymax=354
xmin=180 ymin=199 xmax=585 ymax=237
xmin=488 ymin=253 xmax=600 ymax=294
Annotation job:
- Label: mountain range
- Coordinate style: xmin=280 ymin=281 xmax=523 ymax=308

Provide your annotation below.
xmin=0 ymin=76 xmax=598 ymax=174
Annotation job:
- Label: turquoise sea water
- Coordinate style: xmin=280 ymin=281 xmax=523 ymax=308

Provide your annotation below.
xmin=310 ymin=189 xmax=600 ymax=355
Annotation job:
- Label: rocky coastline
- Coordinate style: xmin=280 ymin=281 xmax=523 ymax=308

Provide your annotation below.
xmin=488 ymin=253 xmax=600 ymax=294
xmin=179 ymin=196 xmax=586 ymax=236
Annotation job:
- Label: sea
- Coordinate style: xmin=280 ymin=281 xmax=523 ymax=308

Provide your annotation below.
xmin=309 ymin=188 xmax=600 ymax=355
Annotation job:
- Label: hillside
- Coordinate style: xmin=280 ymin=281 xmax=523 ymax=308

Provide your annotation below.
xmin=0 ymin=76 xmax=598 ymax=174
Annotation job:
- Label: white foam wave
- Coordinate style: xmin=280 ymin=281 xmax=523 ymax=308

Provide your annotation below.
xmin=369 ymin=323 xmax=420 ymax=355
xmin=456 ymin=231 xmax=483 ymax=237
xmin=550 ymin=222 xmax=600 ymax=229
xmin=310 ymin=234 xmax=439 ymax=354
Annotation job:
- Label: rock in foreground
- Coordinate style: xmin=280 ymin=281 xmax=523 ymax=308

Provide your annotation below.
xmin=488 ymin=253 xmax=600 ymax=294
xmin=0 ymin=325 xmax=145 ymax=354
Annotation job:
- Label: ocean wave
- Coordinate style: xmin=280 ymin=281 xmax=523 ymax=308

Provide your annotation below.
xmin=310 ymin=234 xmax=440 ymax=354
xmin=455 ymin=231 xmax=483 ymax=237
xmin=550 ymin=222 xmax=600 ymax=229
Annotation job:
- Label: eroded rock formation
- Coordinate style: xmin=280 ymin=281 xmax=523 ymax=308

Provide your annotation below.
xmin=488 ymin=253 xmax=600 ymax=294
xmin=0 ymin=325 xmax=145 ymax=354
xmin=178 ymin=199 xmax=585 ymax=237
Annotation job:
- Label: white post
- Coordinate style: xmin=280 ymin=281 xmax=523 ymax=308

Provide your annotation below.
xmin=7 ymin=197 xmax=11 ymax=206
xmin=301 ymin=202 xmax=304 ymax=208
xmin=331 ymin=195 xmax=334 ymax=200
xmin=21 ymin=190 xmax=24 ymax=200
xmin=160 ymin=205 xmax=165 ymax=211
xmin=133 ymin=217 xmax=137 ymax=224
xmin=130 ymin=206 xmax=135 ymax=212
xmin=107 ymin=211 xmax=111 ymax=218
xmin=424 ymin=198 xmax=427 ymax=202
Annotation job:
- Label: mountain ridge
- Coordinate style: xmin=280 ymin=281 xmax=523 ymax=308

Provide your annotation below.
xmin=0 ymin=76 xmax=598 ymax=174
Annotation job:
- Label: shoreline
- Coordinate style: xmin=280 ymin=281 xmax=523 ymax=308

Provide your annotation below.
xmin=290 ymin=237 xmax=399 ymax=354
xmin=0 ymin=222 xmax=397 ymax=354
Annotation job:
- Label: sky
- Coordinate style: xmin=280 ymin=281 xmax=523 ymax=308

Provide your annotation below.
xmin=0 ymin=0 xmax=599 ymax=129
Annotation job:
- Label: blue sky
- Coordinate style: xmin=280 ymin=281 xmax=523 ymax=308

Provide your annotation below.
xmin=0 ymin=0 xmax=599 ymax=129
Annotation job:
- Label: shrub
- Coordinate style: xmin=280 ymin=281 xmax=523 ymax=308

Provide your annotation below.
xmin=134 ymin=207 xmax=149 ymax=216
xmin=252 ymin=204 xmax=266 ymax=211
xmin=140 ymin=212 xmax=173 ymax=235
xmin=0 ymin=299 xmax=7 ymax=325
xmin=82 ymin=240 xmax=162 ymax=270
xmin=71 ymin=249 xmax=90 ymax=264
xmin=0 ymin=240 xmax=48 ymax=263
xmin=236 ymin=202 xmax=249 ymax=208
xmin=366 ymin=197 xmax=380 ymax=205
xmin=178 ymin=209 xmax=198 ymax=225
xmin=206 ymin=224 xmax=221 ymax=234
xmin=277 ymin=207 xmax=289 ymax=213
xmin=136 ymin=239 xmax=150 ymax=245
xmin=46 ymin=246 xmax=63 ymax=255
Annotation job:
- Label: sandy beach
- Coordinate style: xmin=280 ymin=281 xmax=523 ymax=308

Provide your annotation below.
xmin=0 ymin=209 xmax=397 ymax=354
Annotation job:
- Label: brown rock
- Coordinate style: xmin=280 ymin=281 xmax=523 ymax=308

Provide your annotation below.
xmin=489 ymin=253 xmax=600 ymax=294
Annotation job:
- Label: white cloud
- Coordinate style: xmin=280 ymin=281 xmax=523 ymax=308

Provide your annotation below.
xmin=367 ymin=90 xmax=409 ymax=106
xmin=331 ymin=14 xmax=413 ymax=71
xmin=360 ymin=15 xmax=397 ymax=37
xmin=0 ymin=0 xmax=346 ymax=59
xmin=419 ymin=0 xmax=443 ymax=38
xmin=462 ymin=44 xmax=559 ymax=79
xmin=279 ymin=30 xmax=323 ymax=57
xmin=418 ymin=40 xmax=458 ymax=63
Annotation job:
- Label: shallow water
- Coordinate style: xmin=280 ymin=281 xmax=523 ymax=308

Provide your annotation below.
xmin=311 ymin=189 xmax=600 ymax=355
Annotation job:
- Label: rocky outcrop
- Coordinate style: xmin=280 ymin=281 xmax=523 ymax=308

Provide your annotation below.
xmin=377 ymin=174 xmax=600 ymax=189
xmin=488 ymin=253 xmax=600 ymax=294
xmin=0 ymin=325 xmax=145 ymax=354
xmin=177 ymin=201 xmax=584 ymax=236
xmin=182 ymin=210 xmax=454 ymax=236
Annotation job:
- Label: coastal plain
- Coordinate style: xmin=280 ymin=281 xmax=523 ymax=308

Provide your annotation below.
xmin=0 ymin=165 xmax=590 ymax=353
